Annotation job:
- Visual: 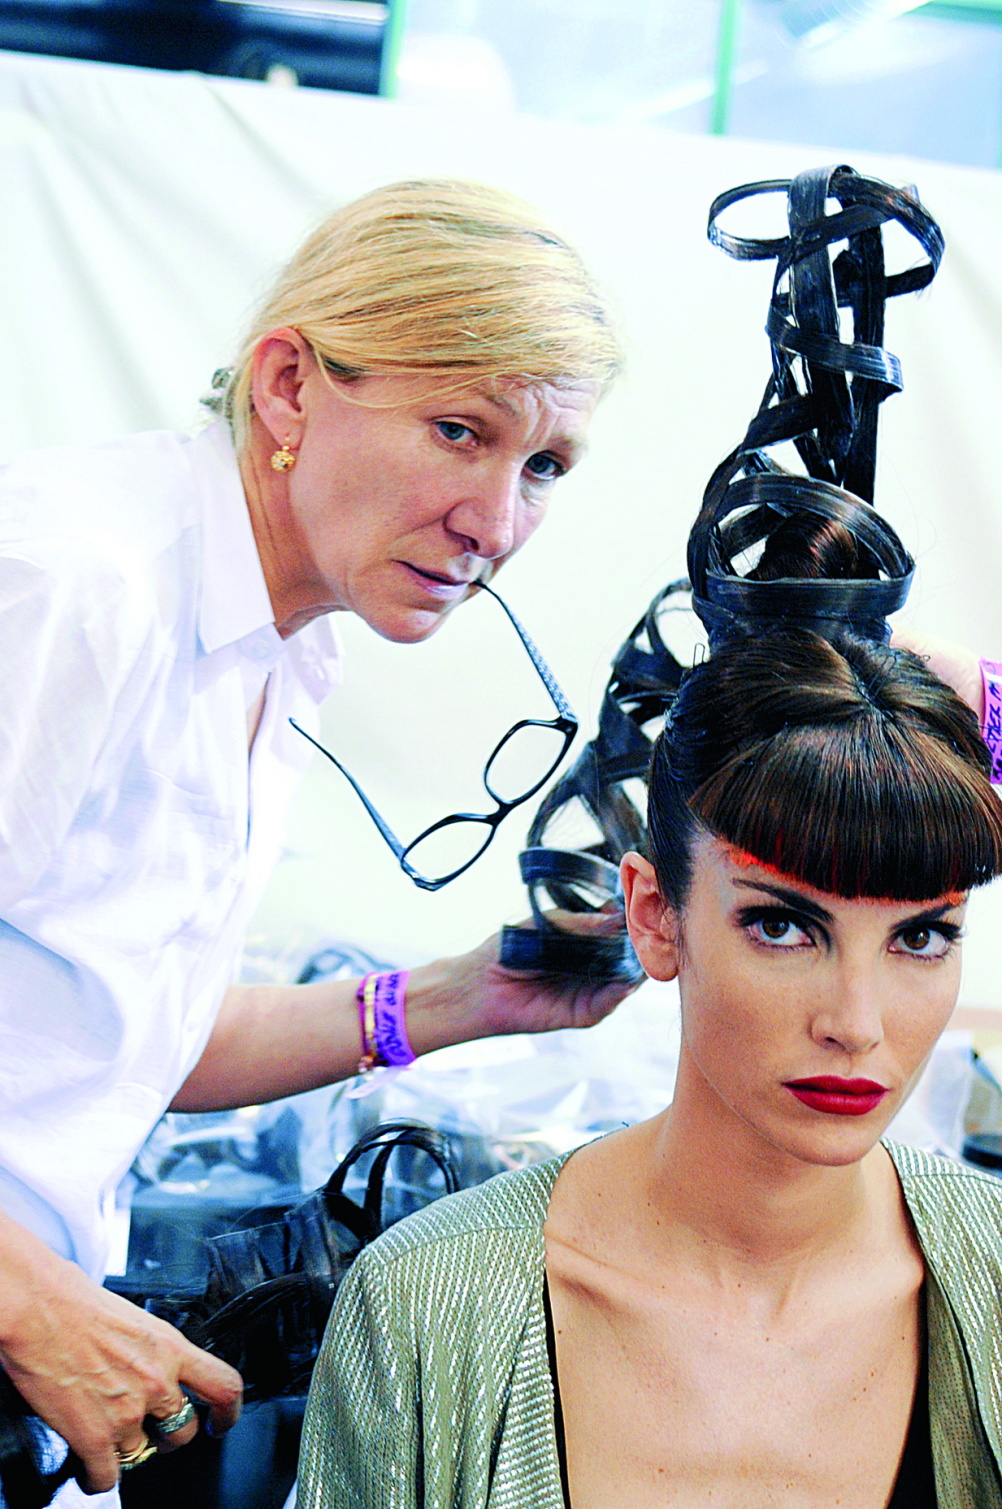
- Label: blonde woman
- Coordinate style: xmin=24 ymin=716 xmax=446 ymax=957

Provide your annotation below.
xmin=0 ymin=179 xmax=626 ymax=1505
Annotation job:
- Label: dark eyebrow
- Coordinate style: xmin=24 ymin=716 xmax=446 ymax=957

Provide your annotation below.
xmin=900 ymin=902 xmax=964 ymax=927
xmin=733 ymin=881 xmax=964 ymax=930
xmin=732 ymin=879 xmax=835 ymax=926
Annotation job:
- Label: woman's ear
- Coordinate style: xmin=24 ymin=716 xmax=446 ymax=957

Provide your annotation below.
xmin=249 ymin=327 xmax=314 ymax=449
xmin=620 ymin=852 xmax=680 ymax=982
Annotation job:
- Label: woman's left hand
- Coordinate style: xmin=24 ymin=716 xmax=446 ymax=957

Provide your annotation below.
xmin=404 ymin=910 xmax=640 ymax=1051
xmin=176 ymin=912 xmax=641 ymax=1113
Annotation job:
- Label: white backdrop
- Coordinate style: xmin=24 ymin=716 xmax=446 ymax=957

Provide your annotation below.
xmin=1 ymin=48 xmax=1001 ymax=1009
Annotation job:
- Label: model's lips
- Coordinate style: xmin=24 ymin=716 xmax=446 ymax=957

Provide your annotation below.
xmin=399 ymin=562 xmax=478 ymax=600
xmin=788 ymin=1077 xmax=887 ymax=1093
xmin=785 ymin=1076 xmax=889 ymax=1117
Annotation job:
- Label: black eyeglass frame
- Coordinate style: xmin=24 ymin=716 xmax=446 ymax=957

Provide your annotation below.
xmin=289 ymin=581 xmax=578 ymax=891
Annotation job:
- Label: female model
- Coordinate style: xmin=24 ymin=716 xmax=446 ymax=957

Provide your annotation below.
xmin=298 ymin=165 xmax=1002 ymax=1509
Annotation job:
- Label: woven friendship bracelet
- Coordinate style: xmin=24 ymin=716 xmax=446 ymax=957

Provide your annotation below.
xmin=980 ymin=660 xmax=1002 ymax=785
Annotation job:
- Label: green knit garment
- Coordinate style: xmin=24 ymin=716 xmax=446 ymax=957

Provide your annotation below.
xmin=299 ymin=1142 xmax=1002 ymax=1508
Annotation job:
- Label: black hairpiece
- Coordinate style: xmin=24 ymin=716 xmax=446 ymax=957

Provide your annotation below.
xmin=690 ymin=163 xmax=942 ymax=646
xmin=500 ymin=581 xmax=689 ymax=982
xmin=500 ymin=164 xmax=944 ymax=982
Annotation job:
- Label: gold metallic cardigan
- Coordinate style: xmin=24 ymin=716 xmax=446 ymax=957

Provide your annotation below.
xmin=299 ymin=1143 xmax=1002 ymax=1508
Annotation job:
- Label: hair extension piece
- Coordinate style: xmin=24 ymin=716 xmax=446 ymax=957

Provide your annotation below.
xmin=502 ymin=164 xmax=1001 ymax=983
xmin=689 ymin=164 xmax=943 ymax=648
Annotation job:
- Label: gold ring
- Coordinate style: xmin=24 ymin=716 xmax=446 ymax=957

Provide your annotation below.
xmin=117 ymin=1436 xmax=157 ymax=1470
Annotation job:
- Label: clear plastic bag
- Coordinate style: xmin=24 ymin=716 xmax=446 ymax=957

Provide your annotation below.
xmin=314 ymin=975 xmax=681 ymax=1189
xmin=121 ymin=930 xmax=989 ymax=1292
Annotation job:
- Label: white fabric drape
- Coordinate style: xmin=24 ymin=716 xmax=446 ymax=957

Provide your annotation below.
xmin=0 ymin=48 xmax=999 ymax=1006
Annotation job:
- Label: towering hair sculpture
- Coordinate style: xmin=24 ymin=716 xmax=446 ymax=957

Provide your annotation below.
xmin=500 ymin=163 xmax=946 ymax=982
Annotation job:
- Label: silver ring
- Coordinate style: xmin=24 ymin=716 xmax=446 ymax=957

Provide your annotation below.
xmin=153 ymin=1399 xmax=196 ymax=1437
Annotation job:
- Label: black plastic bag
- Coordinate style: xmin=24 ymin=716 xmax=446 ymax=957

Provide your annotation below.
xmin=0 ymin=1120 xmax=458 ymax=1508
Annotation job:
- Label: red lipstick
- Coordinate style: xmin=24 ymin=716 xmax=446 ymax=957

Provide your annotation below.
xmin=784 ymin=1077 xmax=888 ymax=1117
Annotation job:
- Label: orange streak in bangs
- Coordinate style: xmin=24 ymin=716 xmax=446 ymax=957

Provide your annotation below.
xmin=724 ymin=844 xmax=799 ymax=883
xmin=722 ymin=844 xmax=966 ymax=908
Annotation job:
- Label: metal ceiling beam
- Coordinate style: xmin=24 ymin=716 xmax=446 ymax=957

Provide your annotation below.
xmin=711 ymin=0 xmax=744 ymax=134
xmin=922 ymin=0 xmax=1002 ymax=20
xmin=379 ymin=0 xmax=405 ymax=94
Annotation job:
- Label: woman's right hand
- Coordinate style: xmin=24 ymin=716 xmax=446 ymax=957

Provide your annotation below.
xmin=891 ymin=627 xmax=984 ymax=720
xmin=0 ymin=1210 xmax=242 ymax=1494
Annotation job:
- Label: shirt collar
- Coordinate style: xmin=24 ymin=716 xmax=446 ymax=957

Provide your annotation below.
xmin=190 ymin=420 xmax=275 ymax=655
xmin=189 ymin=420 xmax=343 ymax=702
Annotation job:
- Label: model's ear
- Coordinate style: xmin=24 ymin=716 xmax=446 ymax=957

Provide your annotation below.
xmin=621 ymin=852 xmax=680 ymax=982
xmin=249 ymin=327 xmax=315 ymax=449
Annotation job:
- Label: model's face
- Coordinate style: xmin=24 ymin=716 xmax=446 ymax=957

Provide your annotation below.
xmin=267 ymin=370 xmax=597 ymax=642
xmin=624 ymin=835 xmax=966 ymax=1168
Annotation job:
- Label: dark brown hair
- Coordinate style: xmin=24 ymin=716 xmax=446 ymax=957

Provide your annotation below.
xmin=648 ymin=627 xmax=1002 ymax=909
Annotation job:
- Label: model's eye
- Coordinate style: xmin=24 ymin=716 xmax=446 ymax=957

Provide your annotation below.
xmin=744 ymin=913 xmax=815 ymax=949
xmin=524 ymin=452 xmax=564 ymax=481
xmin=436 ymin=420 xmax=475 ymax=444
xmin=891 ymin=925 xmax=955 ymax=960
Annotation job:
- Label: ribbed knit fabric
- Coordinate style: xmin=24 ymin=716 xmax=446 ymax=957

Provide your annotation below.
xmin=299 ymin=1144 xmax=1002 ymax=1509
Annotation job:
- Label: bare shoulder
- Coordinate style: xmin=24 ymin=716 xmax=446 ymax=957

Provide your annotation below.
xmin=545 ymin=1122 xmax=653 ymax=1244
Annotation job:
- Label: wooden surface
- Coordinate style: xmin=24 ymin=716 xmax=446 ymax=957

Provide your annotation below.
xmin=950 ymin=1006 xmax=1002 ymax=1053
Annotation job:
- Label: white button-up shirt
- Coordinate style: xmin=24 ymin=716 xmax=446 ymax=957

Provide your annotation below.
xmin=0 ymin=421 xmax=341 ymax=1279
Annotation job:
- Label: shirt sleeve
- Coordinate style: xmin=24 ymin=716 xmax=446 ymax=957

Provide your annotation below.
xmin=0 ymin=540 xmax=159 ymax=912
xmin=298 ymin=1246 xmax=421 ymax=1509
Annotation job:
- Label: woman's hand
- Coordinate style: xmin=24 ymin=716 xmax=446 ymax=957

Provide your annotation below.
xmin=891 ymin=627 xmax=984 ymax=720
xmin=405 ymin=909 xmax=639 ymax=1050
xmin=0 ymin=1212 xmax=242 ymax=1494
xmin=176 ymin=911 xmax=641 ymax=1112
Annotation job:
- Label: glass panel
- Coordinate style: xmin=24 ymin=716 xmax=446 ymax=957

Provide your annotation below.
xmin=399 ymin=1 xmax=1002 ymax=171
xmin=483 ymin=721 xmax=569 ymax=804
xmin=403 ymin=817 xmax=494 ymax=882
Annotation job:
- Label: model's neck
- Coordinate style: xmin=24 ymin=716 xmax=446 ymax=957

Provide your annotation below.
xmin=642 ymin=1053 xmax=892 ymax=1280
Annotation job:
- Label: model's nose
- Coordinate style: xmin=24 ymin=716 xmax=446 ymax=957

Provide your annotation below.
xmin=446 ymin=468 xmax=521 ymax=561
xmin=811 ymin=967 xmax=884 ymax=1056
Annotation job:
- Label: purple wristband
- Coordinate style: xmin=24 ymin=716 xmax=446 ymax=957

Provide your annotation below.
xmin=980 ymin=659 xmax=1002 ymax=785
xmin=371 ymin=970 xmax=415 ymax=1067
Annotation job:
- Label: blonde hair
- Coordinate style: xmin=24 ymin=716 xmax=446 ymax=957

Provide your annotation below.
xmin=216 ymin=178 xmax=621 ymax=450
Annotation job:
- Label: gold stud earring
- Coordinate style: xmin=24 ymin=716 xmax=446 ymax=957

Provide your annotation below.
xmin=270 ymin=438 xmax=296 ymax=472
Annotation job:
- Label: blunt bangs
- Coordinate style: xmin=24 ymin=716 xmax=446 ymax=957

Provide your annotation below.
xmin=646 ymin=629 xmax=1002 ymax=911
xmin=691 ymin=715 xmax=1002 ymax=901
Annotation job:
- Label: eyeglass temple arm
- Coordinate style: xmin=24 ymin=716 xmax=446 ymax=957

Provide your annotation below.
xmin=288 ymin=719 xmax=408 ymax=861
xmin=472 ymin=581 xmax=576 ymax=723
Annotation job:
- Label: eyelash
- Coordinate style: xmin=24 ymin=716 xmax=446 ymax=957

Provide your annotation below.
xmin=523 ymin=453 xmax=565 ymax=482
xmin=434 ymin=421 xmax=565 ymax=482
xmin=739 ymin=907 xmax=818 ymax=951
xmin=891 ymin=922 xmax=962 ymax=960
xmin=736 ymin=906 xmax=962 ymax=960
xmin=436 ymin=420 xmax=474 ymax=444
